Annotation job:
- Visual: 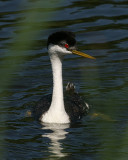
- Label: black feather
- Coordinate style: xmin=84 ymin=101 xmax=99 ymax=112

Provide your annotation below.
xmin=33 ymin=83 xmax=89 ymax=122
xmin=47 ymin=31 xmax=76 ymax=48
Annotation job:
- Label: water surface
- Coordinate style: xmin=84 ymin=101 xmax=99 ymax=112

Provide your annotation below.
xmin=0 ymin=0 xmax=128 ymax=159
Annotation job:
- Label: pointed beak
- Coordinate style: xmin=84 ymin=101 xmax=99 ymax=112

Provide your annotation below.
xmin=71 ymin=50 xmax=96 ymax=59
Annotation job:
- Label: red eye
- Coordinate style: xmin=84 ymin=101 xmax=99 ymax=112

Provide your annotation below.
xmin=65 ymin=43 xmax=69 ymax=48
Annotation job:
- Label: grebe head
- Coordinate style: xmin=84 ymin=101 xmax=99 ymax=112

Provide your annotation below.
xmin=47 ymin=31 xmax=76 ymax=57
xmin=47 ymin=31 xmax=96 ymax=59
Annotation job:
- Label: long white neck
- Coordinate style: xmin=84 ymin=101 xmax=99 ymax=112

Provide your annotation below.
xmin=42 ymin=46 xmax=70 ymax=123
xmin=50 ymin=54 xmax=64 ymax=109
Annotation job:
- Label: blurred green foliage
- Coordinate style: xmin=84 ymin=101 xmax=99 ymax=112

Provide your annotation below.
xmin=0 ymin=1 xmax=60 ymax=159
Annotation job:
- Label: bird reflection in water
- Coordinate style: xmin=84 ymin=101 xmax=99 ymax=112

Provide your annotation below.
xmin=41 ymin=123 xmax=70 ymax=158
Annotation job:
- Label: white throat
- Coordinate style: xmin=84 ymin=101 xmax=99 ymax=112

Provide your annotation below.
xmin=41 ymin=45 xmax=70 ymax=123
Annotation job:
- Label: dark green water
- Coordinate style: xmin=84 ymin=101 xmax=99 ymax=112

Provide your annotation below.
xmin=0 ymin=0 xmax=128 ymax=159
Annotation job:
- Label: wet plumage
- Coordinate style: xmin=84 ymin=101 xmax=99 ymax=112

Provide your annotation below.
xmin=33 ymin=83 xmax=89 ymax=122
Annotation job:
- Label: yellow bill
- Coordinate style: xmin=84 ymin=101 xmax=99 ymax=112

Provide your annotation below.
xmin=72 ymin=50 xmax=96 ymax=59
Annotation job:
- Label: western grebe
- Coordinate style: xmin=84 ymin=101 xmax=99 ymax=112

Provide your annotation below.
xmin=33 ymin=31 xmax=95 ymax=123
